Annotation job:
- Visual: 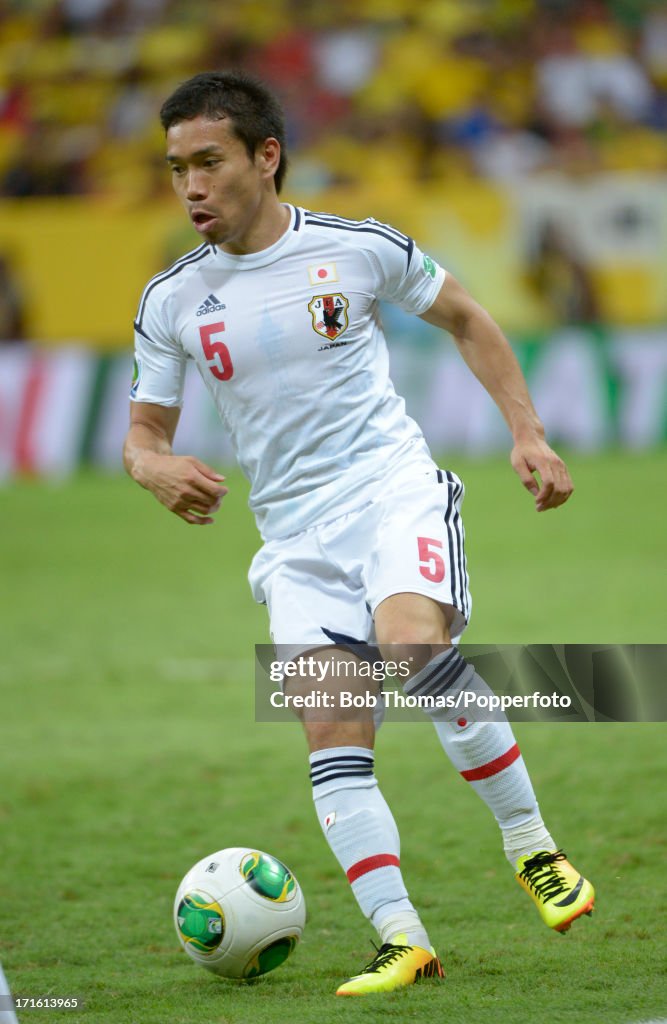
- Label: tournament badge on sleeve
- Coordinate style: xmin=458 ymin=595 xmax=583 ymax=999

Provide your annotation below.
xmin=130 ymin=356 xmax=142 ymax=398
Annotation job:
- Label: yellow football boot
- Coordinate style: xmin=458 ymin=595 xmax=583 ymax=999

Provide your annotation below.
xmin=516 ymin=849 xmax=595 ymax=932
xmin=336 ymin=935 xmax=444 ymax=996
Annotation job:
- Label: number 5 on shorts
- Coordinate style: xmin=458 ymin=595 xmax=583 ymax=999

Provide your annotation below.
xmin=417 ymin=536 xmax=445 ymax=583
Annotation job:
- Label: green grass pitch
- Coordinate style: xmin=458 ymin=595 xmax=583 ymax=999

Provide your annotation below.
xmin=1 ymin=451 xmax=666 ymax=1024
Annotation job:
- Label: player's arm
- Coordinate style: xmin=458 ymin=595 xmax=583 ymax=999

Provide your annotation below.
xmin=123 ymin=402 xmax=227 ymax=526
xmin=420 ymin=273 xmax=573 ymax=511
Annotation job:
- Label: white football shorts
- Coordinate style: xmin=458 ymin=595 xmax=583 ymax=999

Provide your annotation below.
xmin=248 ymin=459 xmax=471 ymax=656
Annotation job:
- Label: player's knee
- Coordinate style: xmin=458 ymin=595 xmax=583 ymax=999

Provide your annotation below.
xmin=374 ymin=595 xmax=453 ymax=665
xmin=376 ymin=622 xmax=452 ymax=672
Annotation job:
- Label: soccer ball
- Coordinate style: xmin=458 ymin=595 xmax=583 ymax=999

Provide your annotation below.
xmin=174 ymin=847 xmax=306 ymax=979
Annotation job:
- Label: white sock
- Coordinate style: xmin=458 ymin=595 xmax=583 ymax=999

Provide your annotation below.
xmin=309 ymin=746 xmax=430 ymax=948
xmin=502 ymin=814 xmax=556 ymax=866
xmin=377 ymin=910 xmax=432 ymax=949
xmin=404 ymin=651 xmax=555 ymax=866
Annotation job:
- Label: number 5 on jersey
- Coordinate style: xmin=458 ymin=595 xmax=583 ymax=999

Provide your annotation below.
xmin=200 ymin=321 xmax=234 ymax=381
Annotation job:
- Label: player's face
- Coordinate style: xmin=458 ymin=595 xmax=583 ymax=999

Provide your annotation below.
xmin=166 ymin=115 xmax=271 ymax=249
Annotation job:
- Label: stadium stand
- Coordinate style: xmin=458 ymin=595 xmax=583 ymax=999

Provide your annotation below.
xmin=0 ymin=0 xmax=665 ymax=199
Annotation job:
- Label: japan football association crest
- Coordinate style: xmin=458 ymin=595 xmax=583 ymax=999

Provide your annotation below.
xmin=308 ymin=293 xmax=349 ymax=341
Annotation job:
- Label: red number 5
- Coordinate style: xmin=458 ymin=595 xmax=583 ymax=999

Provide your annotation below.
xmin=199 ymin=321 xmax=234 ymax=381
xmin=418 ymin=537 xmax=445 ymax=583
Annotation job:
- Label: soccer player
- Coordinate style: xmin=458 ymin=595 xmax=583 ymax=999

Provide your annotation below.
xmin=124 ymin=71 xmax=595 ymax=996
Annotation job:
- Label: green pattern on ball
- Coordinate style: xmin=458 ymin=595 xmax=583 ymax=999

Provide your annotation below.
xmin=240 ymin=852 xmax=296 ymax=902
xmin=245 ymin=937 xmax=297 ymax=978
xmin=177 ymin=891 xmax=224 ymax=953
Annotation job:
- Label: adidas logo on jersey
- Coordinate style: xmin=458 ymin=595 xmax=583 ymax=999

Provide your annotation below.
xmin=196 ymin=293 xmax=226 ymax=316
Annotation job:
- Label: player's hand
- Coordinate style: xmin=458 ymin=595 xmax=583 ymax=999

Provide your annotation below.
xmin=134 ymin=453 xmax=228 ymax=525
xmin=510 ymin=439 xmax=573 ymax=512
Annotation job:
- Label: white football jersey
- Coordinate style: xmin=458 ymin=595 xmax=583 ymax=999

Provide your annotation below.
xmin=132 ymin=205 xmax=446 ymax=539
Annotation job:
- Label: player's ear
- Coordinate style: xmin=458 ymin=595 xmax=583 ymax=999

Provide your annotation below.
xmin=256 ymin=137 xmax=281 ymax=183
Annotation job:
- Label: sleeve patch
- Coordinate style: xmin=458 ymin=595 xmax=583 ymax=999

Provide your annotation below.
xmin=423 ymin=254 xmax=437 ymax=279
xmin=130 ymin=356 xmax=142 ymax=398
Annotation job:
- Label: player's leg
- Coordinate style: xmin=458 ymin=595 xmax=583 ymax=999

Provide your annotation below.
xmin=249 ymin=532 xmax=442 ymax=994
xmin=286 ymin=650 xmax=442 ymax=994
xmin=374 ymin=592 xmax=554 ymax=857
xmin=368 ymin=468 xmax=594 ymax=932
xmin=374 ymin=594 xmax=594 ymax=931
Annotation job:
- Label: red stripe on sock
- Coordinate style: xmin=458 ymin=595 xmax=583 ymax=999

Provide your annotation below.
xmin=460 ymin=742 xmax=521 ymax=781
xmin=346 ymin=854 xmax=400 ymax=883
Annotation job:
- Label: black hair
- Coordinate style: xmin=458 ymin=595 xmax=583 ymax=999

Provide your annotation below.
xmin=160 ymin=71 xmax=288 ymax=193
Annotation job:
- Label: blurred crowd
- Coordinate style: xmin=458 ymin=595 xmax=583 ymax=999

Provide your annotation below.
xmin=0 ymin=0 xmax=666 ymax=200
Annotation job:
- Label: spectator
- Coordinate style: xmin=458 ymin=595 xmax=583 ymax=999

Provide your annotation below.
xmin=526 ymin=220 xmax=599 ymax=326
xmin=0 ymin=0 xmax=661 ymax=195
xmin=0 ymin=254 xmax=26 ymax=342
xmin=1 ymin=121 xmax=92 ymax=197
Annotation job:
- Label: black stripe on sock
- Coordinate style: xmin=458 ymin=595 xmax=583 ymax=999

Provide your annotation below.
xmin=415 ymin=656 xmax=469 ymax=699
xmin=406 ymin=649 xmax=463 ymax=697
xmin=310 ymin=768 xmax=375 ymax=788
xmin=309 ymin=754 xmax=373 ymax=771
xmin=309 ymin=761 xmax=372 ymax=774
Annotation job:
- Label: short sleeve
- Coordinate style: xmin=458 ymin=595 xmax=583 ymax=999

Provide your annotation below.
xmin=131 ymin=286 xmax=186 ymax=407
xmin=367 ymin=220 xmax=446 ymax=314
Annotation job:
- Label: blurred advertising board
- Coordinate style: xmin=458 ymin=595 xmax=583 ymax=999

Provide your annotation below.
xmin=1 ymin=328 xmax=665 ymax=480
